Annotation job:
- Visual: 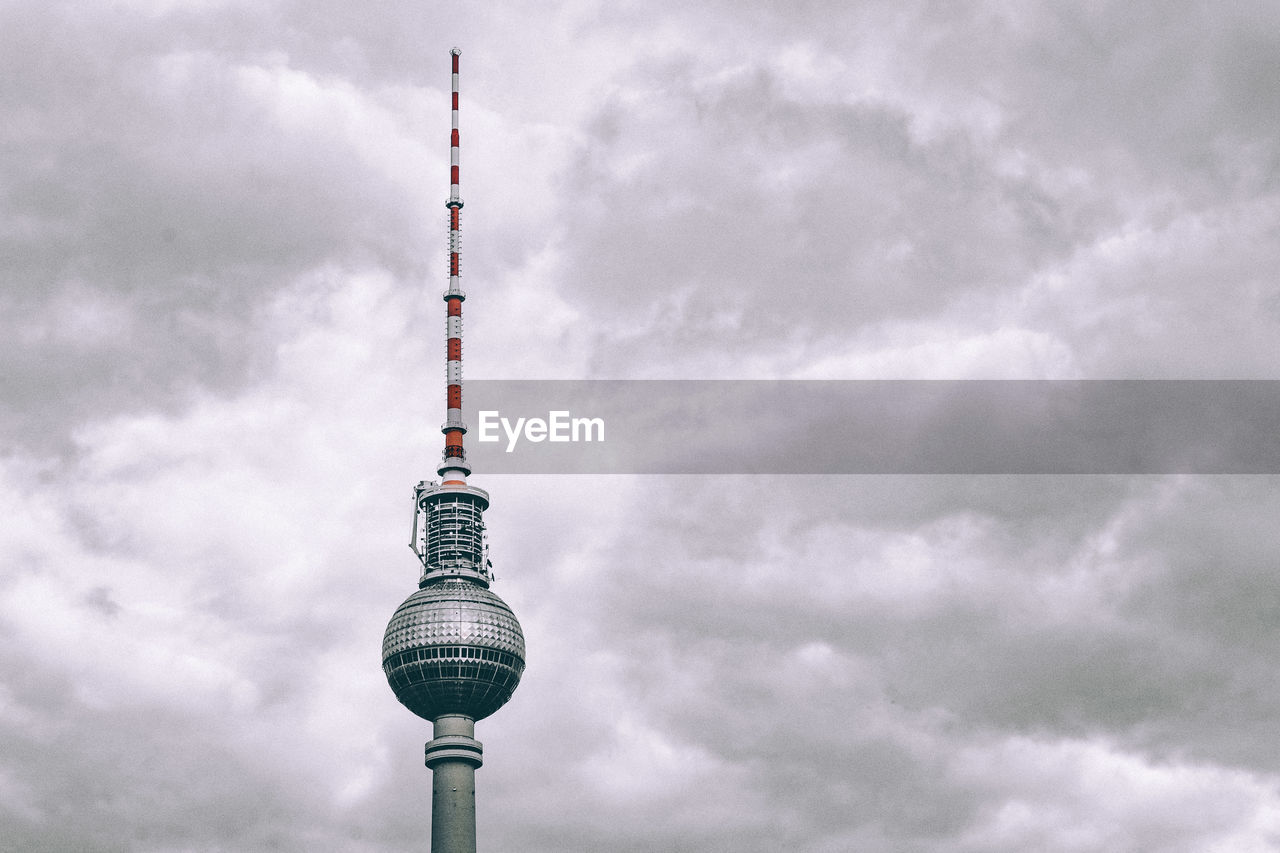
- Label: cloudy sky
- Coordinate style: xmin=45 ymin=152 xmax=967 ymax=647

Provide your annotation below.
xmin=3 ymin=1 xmax=1280 ymax=851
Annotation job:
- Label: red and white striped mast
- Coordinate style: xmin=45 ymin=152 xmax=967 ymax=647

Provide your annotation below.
xmin=440 ymin=46 xmax=469 ymax=486
xmin=407 ymin=47 xmax=492 ymax=589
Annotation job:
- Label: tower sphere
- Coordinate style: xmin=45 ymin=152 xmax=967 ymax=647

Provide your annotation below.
xmin=382 ymin=579 xmax=525 ymax=721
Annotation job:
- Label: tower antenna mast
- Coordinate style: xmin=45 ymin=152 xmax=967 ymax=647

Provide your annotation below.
xmin=441 ymin=46 xmax=468 ymax=487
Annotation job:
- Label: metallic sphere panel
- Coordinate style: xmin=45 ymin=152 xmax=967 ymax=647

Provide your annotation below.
xmin=383 ymin=579 xmax=525 ymax=721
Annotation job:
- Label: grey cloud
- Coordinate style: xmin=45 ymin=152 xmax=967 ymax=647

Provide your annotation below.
xmin=502 ymin=475 xmax=1280 ymax=848
xmin=0 ymin=3 xmax=442 ymax=452
xmin=557 ymin=64 xmax=1080 ymax=365
xmin=536 ymin=1 xmax=1280 ymax=377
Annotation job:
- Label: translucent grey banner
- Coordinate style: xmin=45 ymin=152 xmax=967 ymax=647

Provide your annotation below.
xmin=458 ymin=381 xmax=1280 ymax=474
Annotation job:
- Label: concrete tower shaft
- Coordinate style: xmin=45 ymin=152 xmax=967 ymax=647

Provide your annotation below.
xmin=427 ymin=716 xmax=482 ymax=853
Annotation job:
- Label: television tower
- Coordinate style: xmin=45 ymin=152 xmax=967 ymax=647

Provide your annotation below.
xmin=382 ymin=48 xmax=525 ymax=853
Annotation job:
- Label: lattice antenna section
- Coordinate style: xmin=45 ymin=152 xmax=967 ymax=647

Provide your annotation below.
xmin=410 ymin=480 xmax=493 ymax=587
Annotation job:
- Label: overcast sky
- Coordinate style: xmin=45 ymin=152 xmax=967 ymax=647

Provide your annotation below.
xmin=3 ymin=1 xmax=1280 ymax=851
